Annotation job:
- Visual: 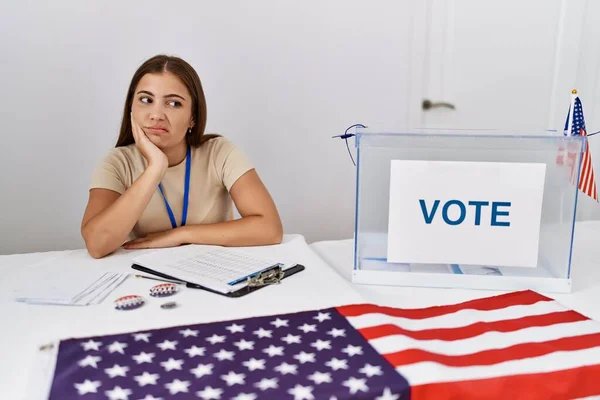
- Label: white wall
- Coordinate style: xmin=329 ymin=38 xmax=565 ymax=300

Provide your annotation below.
xmin=0 ymin=0 xmax=416 ymax=254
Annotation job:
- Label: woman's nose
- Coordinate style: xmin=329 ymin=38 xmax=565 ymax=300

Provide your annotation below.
xmin=148 ymin=103 xmax=166 ymax=121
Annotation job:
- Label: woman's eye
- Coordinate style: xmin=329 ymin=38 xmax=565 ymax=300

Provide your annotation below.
xmin=168 ymin=100 xmax=182 ymax=108
xmin=140 ymin=97 xmax=152 ymax=104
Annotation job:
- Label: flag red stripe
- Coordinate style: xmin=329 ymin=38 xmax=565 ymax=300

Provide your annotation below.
xmin=336 ymin=290 xmax=550 ymax=319
xmin=384 ymin=332 xmax=600 ymax=367
xmin=410 ymin=363 xmax=600 ymax=400
xmin=358 ymin=310 xmax=585 ymax=341
xmin=580 ymin=149 xmax=590 ymax=192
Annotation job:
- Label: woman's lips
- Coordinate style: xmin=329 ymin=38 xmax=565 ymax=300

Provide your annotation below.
xmin=146 ymin=126 xmax=169 ymax=134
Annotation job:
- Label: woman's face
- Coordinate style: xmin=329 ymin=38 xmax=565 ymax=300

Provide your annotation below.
xmin=131 ymin=71 xmax=194 ymax=149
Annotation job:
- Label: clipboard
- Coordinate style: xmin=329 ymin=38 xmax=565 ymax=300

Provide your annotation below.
xmin=131 ymin=263 xmax=306 ymax=298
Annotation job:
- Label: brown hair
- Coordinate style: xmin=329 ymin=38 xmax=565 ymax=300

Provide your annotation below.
xmin=115 ymin=54 xmax=218 ymax=148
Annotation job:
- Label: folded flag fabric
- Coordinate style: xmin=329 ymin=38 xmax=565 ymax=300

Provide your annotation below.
xmin=46 ymin=290 xmax=600 ymax=399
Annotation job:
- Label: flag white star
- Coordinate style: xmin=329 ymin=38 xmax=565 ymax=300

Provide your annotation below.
xmin=74 ymin=379 xmax=101 ymax=394
xmin=341 ymin=344 xmax=363 ymax=357
xmin=310 ymin=339 xmax=331 ymax=351
xmin=139 ymin=395 xmax=162 ymax=400
xmin=274 ymin=362 xmax=298 ymax=375
xmin=253 ymin=327 xmax=272 ymax=338
xmin=78 ymin=355 xmax=101 ymax=368
xmin=233 ymin=394 xmax=257 ymax=400
xmin=281 ymin=334 xmax=301 ymax=344
xmin=327 ymin=328 xmax=345 ymax=338
xmin=294 ymin=351 xmax=316 ymax=364
xmin=191 ymin=363 xmax=214 ymax=378
xmin=197 ymin=386 xmax=223 ymax=400
xmin=271 ymin=318 xmax=289 ymax=328
xmin=214 ymin=349 xmax=235 ymax=361
xmin=132 ymin=333 xmax=152 ymax=342
xmin=376 ymin=387 xmax=401 ymax=400
xmin=226 ymin=323 xmax=245 ymax=333
xmin=105 ymin=386 xmax=132 ymax=400
xmin=313 ymin=312 xmax=331 ymax=322
xmin=184 ymin=345 xmax=206 ymax=357
xmin=179 ymin=328 xmax=199 ymax=337
xmin=243 ymin=358 xmax=266 ymax=371
xmin=206 ymin=334 xmax=226 ymax=345
xmin=255 ymin=377 xmax=278 ymax=391
xmin=263 ymin=345 xmax=284 ymax=357
xmin=134 ymin=371 xmax=160 ymax=387
xmin=165 ymin=379 xmax=190 ymax=395
xmin=156 ymin=340 xmax=178 ymax=351
xmin=298 ymin=323 xmax=317 ymax=333
xmin=108 ymin=341 xmax=128 ymax=354
xmin=359 ymin=363 xmax=383 ymax=377
xmin=234 ymin=339 xmax=254 ymax=351
xmin=288 ymin=384 xmax=314 ymax=400
xmin=221 ymin=371 xmax=245 ymax=386
xmin=325 ymin=357 xmax=348 ymax=371
xmin=132 ymin=352 xmax=155 ymax=364
xmin=342 ymin=377 xmax=368 ymax=395
xmin=308 ymin=371 xmax=332 ymax=385
xmin=160 ymin=358 xmax=184 ymax=372
xmin=104 ymin=364 xmax=130 ymax=378
xmin=81 ymin=340 xmax=102 ymax=351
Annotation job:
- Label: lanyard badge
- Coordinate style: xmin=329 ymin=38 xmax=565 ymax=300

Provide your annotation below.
xmin=158 ymin=146 xmax=191 ymax=229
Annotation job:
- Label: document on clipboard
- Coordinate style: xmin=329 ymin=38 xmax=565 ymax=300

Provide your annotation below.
xmin=130 ymin=245 xmax=304 ymax=297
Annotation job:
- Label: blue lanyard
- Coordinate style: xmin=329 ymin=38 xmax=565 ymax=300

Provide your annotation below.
xmin=158 ymin=146 xmax=191 ymax=229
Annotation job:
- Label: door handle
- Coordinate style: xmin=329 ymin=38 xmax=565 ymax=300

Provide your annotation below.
xmin=422 ymin=99 xmax=456 ymax=110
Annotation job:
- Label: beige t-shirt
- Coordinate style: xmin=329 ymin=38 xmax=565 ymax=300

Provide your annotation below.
xmin=90 ymin=137 xmax=254 ymax=239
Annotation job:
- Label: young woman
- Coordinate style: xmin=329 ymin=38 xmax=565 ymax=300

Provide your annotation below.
xmin=81 ymin=55 xmax=283 ymax=258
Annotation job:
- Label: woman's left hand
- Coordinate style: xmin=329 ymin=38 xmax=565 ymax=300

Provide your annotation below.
xmin=123 ymin=229 xmax=185 ymax=250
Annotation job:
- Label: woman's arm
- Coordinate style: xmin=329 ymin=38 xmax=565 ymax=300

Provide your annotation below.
xmin=81 ymin=163 xmax=166 ymax=258
xmin=82 ymin=116 xmax=168 ymax=258
xmin=123 ymin=169 xmax=283 ymax=249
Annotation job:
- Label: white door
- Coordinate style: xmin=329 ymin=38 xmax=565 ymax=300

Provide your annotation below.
xmin=408 ymin=0 xmax=590 ymax=133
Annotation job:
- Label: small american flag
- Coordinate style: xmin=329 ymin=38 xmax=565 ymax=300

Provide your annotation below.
xmin=563 ymin=95 xmax=598 ymax=201
xmin=47 ymin=290 xmax=600 ymax=399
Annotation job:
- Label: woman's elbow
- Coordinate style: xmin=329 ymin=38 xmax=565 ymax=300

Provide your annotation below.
xmin=83 ymin=237 xmax=112 ymax=259
xmin=82 ymin=226 xmax=116 ymax=259
xmin=266 ymin=219 xmax=284 ymax=245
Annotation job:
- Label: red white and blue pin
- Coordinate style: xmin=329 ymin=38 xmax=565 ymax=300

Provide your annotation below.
xmin=114 ymin=295 xmax=145 ymax=310
xmin=150 ymin=283 xmax=178 ymax=297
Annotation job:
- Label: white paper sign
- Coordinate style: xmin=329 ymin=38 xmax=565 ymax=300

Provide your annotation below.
xmin=386 ymin=160 xmax=546 ymax=268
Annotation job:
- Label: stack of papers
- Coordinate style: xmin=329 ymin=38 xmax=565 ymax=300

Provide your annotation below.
xmin=15 ymin=269 xmax=128 ymax=306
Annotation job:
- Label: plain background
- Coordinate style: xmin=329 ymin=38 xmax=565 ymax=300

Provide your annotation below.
xmin=1 ymin=0 xmax=599 ymax=254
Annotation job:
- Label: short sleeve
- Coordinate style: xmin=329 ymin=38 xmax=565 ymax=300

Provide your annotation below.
xmin=89 ymin=149 xmax=128 ymax=194
xmin=212 ymin=138 xmax=255 ymax=191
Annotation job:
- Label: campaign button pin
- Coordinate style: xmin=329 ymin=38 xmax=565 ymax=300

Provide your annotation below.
xmin=114 ymin=295 xmax=145 ymax=310
xmin=161 ymin=301 xmax=178 ymax=309
xmin=150 ymin=283 xmax=178 ymax=297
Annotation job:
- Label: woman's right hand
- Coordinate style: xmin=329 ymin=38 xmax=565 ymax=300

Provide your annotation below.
xmin=131 ymin=113 xmax=168 ymax=172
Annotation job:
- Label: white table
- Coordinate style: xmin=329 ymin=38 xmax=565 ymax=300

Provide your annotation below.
xmin=310 ymin=220 xmax=600 ymax=321
xmin=0 ymin=235 xmax=364 ymax=400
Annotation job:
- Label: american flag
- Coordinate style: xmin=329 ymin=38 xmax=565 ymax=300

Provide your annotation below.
xmin=563 ymin=95 xmax=598 ymax=201
xmin=47 ymin=290 xmax=600 ymax=399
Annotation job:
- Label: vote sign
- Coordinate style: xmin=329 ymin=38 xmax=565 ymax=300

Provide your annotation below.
xmin=386 ymin=160 xmax=546 ymax=268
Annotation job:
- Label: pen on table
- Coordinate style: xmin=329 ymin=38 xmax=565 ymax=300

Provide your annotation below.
xmin=134 ymin=274 xmax=185 ymax=285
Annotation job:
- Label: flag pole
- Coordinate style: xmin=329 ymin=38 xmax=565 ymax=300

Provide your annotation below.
xmin=567 ymin=89 xmax=577 ymax=136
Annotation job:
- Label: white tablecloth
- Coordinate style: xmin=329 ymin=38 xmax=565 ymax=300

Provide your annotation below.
xmin=310 ymin=220 xmax=600 ymax=321
xmin=0 ymin=234 xmax=364 ymax=400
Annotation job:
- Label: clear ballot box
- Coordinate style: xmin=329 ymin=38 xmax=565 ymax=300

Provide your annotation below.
xmin=352 ymin=129 xmax=586 ymax=293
